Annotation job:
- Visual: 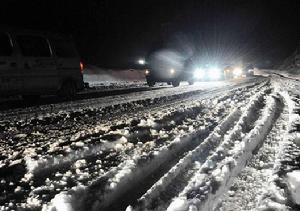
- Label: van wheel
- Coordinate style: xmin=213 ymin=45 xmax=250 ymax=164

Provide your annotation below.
xmin=147 ymin=80 xmax=155 ymax=87
xmin=22 ymin=95 xmax=40 ymax=103
xmin=188 ymin=80 xmax=194 ymax=85
xmin=172 ymin=80 xmax=180 ymax=87
xmin=59 ymin=81 xmax=76 ymax=99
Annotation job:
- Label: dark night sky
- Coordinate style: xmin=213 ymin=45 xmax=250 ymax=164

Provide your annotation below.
xmin=0 ymin=0 xmax=299 ymax=68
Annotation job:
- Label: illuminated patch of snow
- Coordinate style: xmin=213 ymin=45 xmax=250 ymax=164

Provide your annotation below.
xmin=286 ymin=170 xmax=300 ymax=205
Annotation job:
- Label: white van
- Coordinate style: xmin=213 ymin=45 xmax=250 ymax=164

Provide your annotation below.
xmin=0 ymin=29 xmax=84 ymax=99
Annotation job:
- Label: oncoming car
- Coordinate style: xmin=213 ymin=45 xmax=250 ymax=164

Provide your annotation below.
xmin=0 ymin=28 xmax=84 ymax=100
xmin=224 ymin=64 xmax=255 ymax=79
xmin=191 ymin=65 xmax=225 ymax=81
xmin=143 ymin=50 xmax=255 ymax=87
xmin=187 ymin=60 xmax=255 ymax=82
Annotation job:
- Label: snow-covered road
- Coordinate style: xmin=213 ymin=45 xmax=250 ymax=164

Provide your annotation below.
xmin=1 ymin=75 xmax=299 ymax=211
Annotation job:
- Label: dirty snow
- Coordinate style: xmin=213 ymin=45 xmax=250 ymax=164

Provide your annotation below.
xmin=1 ymin=72 xmax=300 ymax=211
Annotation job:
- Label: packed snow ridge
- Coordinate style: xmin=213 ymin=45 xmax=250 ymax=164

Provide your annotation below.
xmin=1 ymin=74 xmax=300 ymax=211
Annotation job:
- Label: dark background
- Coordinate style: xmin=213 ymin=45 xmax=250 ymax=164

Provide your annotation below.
xmin=0 ymin=0 xmax=299 ymax=68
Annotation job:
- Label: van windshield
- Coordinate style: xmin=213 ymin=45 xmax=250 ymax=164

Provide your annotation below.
xmin=0 ymin=33 xmax=13 ymax=56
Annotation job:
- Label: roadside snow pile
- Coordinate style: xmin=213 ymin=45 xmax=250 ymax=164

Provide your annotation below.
xmin=286 ymin=170 xmax=300 ymax=205
xmin=279 ymin=48 xmax=300 ymax=74
xmin=256 ymin=69 xmax=300 ymax=81
xmin=83 ymin=65 xmax=146 ymax=88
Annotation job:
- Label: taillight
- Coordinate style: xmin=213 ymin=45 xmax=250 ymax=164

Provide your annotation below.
xmin=80 ymin=61 xmax=84 ymax=73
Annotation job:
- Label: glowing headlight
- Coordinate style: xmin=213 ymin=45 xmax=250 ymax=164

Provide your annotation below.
xmin=193 ymin=68 xmax=205 ymax=79
xmin=208 ymin=67 xmax=221 ymax=80
xmin=233 ymin=67 xmax=242 ymax=76
xmin=138 ymin=59 xmax=145 ymax=65
xmin=170 ymin=68 xmax=175 ymax=74
xmin=145 ymin=69 xmax=150 ymax=75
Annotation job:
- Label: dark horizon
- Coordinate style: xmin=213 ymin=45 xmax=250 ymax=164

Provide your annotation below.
xmin=0 ymin=0 xmax=299 ymax=68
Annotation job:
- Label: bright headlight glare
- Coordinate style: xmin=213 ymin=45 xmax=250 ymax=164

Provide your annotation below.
xmin=170 ymin=68 xmax=175 ymax=74
xmin=138 ymin=59 xmax=145 ymax=65
xmin=193 ymin=68 xmax=204 ymax=79
xmin=233 ymin=67 xmax=242 ymax=76
xmin=208 ymin=67 xmax=221 ymax=80
xmin=145 ymin=69 xmax=150 ymax=75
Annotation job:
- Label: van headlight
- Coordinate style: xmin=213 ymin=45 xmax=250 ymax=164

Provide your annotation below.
xmin=208 ymin=67 xmax=221 ymax=80
xmin=145 ymin=69 xmax=150 ymax=75
xmin=233 ymin=67 xmax=242 ymax=76
xmin=193 ymin=68 xmax=205 ymax=79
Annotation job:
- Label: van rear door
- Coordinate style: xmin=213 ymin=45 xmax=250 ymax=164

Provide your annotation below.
xmin=51 ymin=37 xmax=83 ymax=88
xmin=0 ymin=32 xmax=21 ymax=96
xmin=16 ymin=34 xmax=58 ymax=94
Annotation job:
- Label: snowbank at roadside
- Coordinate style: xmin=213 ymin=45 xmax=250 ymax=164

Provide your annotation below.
xmin=279 ymin=49 xmax=300 ymax=73
xmin=255 ymin=69 xmax=300 ymax=80
xmin=83 ymin=65 xmax=146 ymax=87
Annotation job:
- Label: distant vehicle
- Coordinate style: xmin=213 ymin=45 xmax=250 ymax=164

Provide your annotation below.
xmin=185 ymin=60 xmax=225 ymax=82
xmin=184 ymin=59 xmax=255 ymax=82
xmin=224 ymin=63 xmax=255 ymax=79
xmin=144 ymin=49 xmax=195 ymax=87
xmin=0 ymin=28 xmax=84 ymax=100
xmin=143 ymin=49 xmax=255 ymax=87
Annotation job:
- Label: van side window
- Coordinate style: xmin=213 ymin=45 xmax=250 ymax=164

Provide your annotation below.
xmin=17 ymin=35 xmax=51 ymax=57
xmin=52 ymin=38 xmax=77 ymax=58
xmin=0 ymin=33 xmax=13 ymax=56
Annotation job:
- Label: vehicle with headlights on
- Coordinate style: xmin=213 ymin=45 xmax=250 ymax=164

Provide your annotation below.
xmin=186 ymin=61 xmax=254 ymax=82
xmin=145 ymin=67 xmax=194 ymax=87
xmin=191 ymin=65 xmax=225 ymax=81
xmin=144 ymin=49 xmax=194 ymax=87
xmin=224 ymin=64 xmax=254 ymax=79
xmin=184 ymin=58 xmax=226 ymax=82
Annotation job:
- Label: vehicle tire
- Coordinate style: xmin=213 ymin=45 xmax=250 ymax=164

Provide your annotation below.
xmin=188 ymin=80 xmax=194 ymax=85
xmin=22 ymin=95 xmax=40 ymax=103
xmin=58 ymin=80 xmax=76 ymax=99
xmin=172 ymin=80 xmax=180 ymax=87
xmin=147 ymin=79 xmax=155 ymax=87
xmin=167 ymin=82 xmax=172 ymax=85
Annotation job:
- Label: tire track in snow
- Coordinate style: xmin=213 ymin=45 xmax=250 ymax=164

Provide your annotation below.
xmin=41 ymin=83 xmax=270 ymax=211
xmin=130 ymin=108 xmax=242 ymax=211
xmin=215 ymin=93 xmax=285 ymax=211
xmin=0 ymin=78 xmax=269 ymax=210
xmin=166 ymin=92 xmax=280 ymax=211
xmin=0 ymin=79 xmax=269 ymax=167
xmin=128 ymin=86 xmax=271 ymax=211
xmin=256 ymin=90 xmax=300 ymax=210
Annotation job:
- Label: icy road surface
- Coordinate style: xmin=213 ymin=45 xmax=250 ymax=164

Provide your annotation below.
xmin=1 ymin=76 xmax=300 ymax=211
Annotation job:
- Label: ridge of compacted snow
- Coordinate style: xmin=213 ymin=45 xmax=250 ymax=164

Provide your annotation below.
xmin=41 ymin=81 xmax=267 ymax=211
xmin=3 ymin=75 xmax=300 ymax=211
